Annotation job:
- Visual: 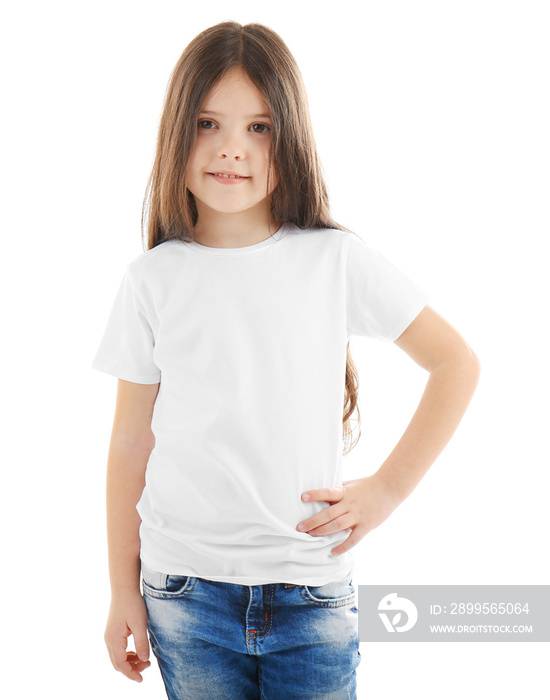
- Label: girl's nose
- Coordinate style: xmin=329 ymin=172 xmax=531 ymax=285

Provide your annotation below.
xmin=217 ymin=132 xmax=245 ymax=160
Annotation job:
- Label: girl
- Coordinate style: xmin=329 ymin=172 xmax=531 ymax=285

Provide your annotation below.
xmin=92 ymin=21 xmax=480 ymax=700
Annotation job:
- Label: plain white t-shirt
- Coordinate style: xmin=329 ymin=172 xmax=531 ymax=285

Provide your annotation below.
xmin=91 ymin=223 xmax=430 ymax=585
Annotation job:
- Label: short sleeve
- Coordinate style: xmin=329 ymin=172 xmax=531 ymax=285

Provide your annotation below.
xmin=91 ymin=267 xmax=161 ymax=384
xmin=346 ymin=232 xmax=430 ymax=341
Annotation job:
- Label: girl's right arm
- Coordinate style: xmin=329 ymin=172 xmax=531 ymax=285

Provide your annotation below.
xmin=104 ymin=378 xmax=159 ymax=682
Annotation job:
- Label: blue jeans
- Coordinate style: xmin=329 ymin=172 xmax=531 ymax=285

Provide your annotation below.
xmin=141 ymin=562 xmax=361 ymax=699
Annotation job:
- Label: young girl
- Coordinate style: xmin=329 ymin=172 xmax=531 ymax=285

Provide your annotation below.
xmin=92 ymin=21 xmax=480 ymax=699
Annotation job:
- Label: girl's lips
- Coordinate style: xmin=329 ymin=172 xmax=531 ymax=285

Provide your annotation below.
xmin=208 ymin=173 xmax=249 ymax=185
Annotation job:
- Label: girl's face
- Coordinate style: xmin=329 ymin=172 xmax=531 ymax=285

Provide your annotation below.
xmin=186 ymin=67 xmax=278 ymax=220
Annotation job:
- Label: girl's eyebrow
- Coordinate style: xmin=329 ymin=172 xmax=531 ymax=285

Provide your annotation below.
xmin=199 ymin=110 xmax=271 ymax=119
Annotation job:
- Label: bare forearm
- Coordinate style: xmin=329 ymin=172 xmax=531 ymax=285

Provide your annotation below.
xmin=375 ymin=354 xmax=481 ymax=505
xmin=106 ymin=440 xmax=151 ymax=597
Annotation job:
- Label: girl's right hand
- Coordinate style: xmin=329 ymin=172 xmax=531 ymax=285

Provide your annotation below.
xmin=104 ymin=592 xmax=152 ymax=683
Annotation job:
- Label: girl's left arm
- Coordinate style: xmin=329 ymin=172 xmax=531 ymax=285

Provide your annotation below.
xmin=296 ymin=305 xmax=481 ymax=556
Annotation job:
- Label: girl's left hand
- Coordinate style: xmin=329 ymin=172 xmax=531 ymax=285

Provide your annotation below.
xmin=296 ymin=474 xmax=400 ymax=556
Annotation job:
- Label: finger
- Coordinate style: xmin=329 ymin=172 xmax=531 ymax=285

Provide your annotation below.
xmin=307 ymin=514 xmax=352 ymax=537
xmin=297 ymin=504 xmax=345 ymax=533
xmin=117 ymin=652 xmax=151 ymax=683
xmin=118 ymin=657 xmax=148 ymax=683
xmin=134 ymin=630 xmax=150 ymax=662
xmin=331 ymin=525 xmax=367 ymax=556
xmin=127 ymin=651 xmax=152 ymax=676
xmin=111 ymin=636 xmax=145 ymax=683
xmin=302 ymin=486 xmax=345 ymax=503
xmin=111 ymin=633 xmax=130 ymax=670
xmin=127 ymin=651 xmax=151 ymax=668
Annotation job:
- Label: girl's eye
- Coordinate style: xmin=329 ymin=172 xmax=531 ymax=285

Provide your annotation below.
xmin=250 ymin=123 xmax=270 ymax=134
xmin=197 ymin=120 xmax=270 ymax=133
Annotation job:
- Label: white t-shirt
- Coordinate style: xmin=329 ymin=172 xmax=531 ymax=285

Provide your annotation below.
xmin=91 ymin=223 xmax=430 ymax=585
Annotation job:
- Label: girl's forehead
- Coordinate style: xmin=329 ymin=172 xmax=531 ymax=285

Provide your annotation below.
xmin=203 ymin=69 xmax=269 ymax=113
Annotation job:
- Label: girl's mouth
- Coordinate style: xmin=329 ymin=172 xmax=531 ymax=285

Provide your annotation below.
xmin=208 ymin=173 xmax=250 ymax=185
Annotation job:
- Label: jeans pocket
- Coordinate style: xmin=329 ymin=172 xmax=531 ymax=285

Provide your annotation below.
xmin=141 ymin=562 xmax=196 ymax=599
xmin=302 ymin=575 xmax=356 ymax=608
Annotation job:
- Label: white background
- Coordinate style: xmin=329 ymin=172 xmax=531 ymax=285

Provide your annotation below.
xmin=2 ymin=1 xmax=548 ymax=698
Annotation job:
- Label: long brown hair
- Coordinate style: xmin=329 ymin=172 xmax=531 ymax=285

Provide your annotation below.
xmin=141 ymin=21 xmax=361 ymax=454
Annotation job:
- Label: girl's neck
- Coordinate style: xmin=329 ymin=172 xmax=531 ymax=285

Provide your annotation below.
xmin=193 ymin=209 xmax=282 ymax=249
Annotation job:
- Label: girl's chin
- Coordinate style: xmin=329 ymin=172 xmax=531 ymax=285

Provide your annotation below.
xmin=192 ymin=198 xmax=271 ymax=216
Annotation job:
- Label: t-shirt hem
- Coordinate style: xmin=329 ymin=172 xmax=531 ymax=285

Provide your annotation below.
xmin=387 ymin=295 xmax=430 ymax=342
xmin=91 ymin=361 xmax=161 ymax=384
xmin=140 ymin=556 xmax=354 ymax=586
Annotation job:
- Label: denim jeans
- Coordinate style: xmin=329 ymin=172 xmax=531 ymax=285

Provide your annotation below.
xmin=141 ymin=562 xmax=361 ymax=699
